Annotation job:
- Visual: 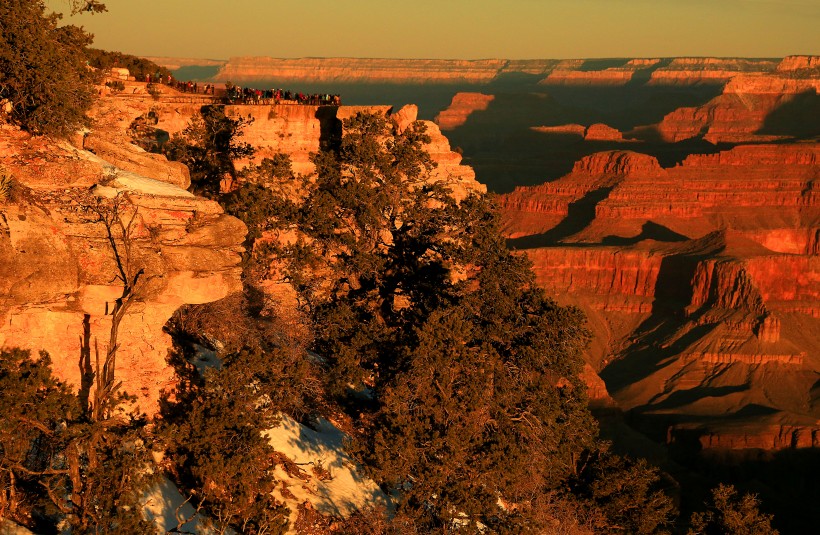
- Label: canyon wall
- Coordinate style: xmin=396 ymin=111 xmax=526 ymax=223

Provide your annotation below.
xmin=213 ymin=57 xmax=510 ymax=84
xmin=499 ymin=140 xmax=820 ymax=451
xmin=155 ymin=56 xmax=791 ymax=89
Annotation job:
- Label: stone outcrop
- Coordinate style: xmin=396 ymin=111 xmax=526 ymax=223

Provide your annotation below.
xmin=584 ymin=123 xmax=624 ymax=141
xmin=94 ymin=88 xmax=485 ymax=200
xmin=649 ymin=67 xmax=820 ymax=143
xmin=84 ymin=133 xmax=191 ymax=189
xmin=435 ymin=93 xmax=495 ymax=131
xmin=0 ymin=126 xmax=245 ymax=416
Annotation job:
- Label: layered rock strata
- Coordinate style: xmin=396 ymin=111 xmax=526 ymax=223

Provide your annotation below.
xmin=95 ymin=87 xmax=485 ymax=198
xmin=500 ymin=145 xmax=820 ymax=450
xmin=0 ymin=125 xmax=245 ymax=416
xmin=649 ymin=56 xmax=820 ymax=143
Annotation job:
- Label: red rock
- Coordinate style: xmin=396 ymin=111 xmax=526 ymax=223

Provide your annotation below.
xmin=530 ymin=124 xmax=586 ymax=137
xmin=214 ymin=57 xmax=509 ymax=84
xmin=0 ymin=128 xmax=245 ymax=417
xmin=584 ymin=123 xmax=624 ymax=141
xmin=651 ymin=71 xmax=820 ymax=143
xmin=435 ymin=93 xmax=495 ymax=131
xmin=500 ymin=139 xmax=820 ymax=450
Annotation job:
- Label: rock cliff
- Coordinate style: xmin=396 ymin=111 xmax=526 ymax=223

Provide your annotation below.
xmin=0 ymin=122 xmax=245 ymax=416
xmin=95 ymin=87 xmax=485 ymax=200
xmin=650 ymin=56 xmax=820 ymax=143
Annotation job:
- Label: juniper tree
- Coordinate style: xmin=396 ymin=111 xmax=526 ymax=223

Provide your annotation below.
xmin=0 ymin=0 xmax=98 ymax=137
xmin=252 ymin=111 xmax=601 ymax=531
xmin=0 ymin=349 xmax=154 ymax=534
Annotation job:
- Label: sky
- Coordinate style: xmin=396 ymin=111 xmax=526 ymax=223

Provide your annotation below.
xmin=50 ymin=0 xmax=819 ymax=60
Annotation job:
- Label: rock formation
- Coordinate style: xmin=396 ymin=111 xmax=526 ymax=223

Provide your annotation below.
xmin=541 ymin=58 xmax=662 ymax=86
xmin=500 ymin=142 xmax=820 ymax=450
xmin=213 ymin=57 xmax=510 ymax=84
xmin=0 ymin=123 xmax=245 ymax=416
xmin=95 ymin=87 xmax=485 ymax=199
xmin=648 ymin=56 xmax=820 ymax=143
xmin=435 ymin=93 xmax=495 ymax=131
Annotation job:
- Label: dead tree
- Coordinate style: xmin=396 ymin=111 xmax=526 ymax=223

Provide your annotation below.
xmin=80 ymin=193 xmax=145 ymax=421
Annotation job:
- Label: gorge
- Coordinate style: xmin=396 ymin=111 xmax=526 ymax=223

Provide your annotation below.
xmin=1 ymin=50 xmax=818 ymax=532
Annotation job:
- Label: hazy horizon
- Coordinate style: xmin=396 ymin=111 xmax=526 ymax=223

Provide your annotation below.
xmin=49 ymin=0 xmax=818 ymax=61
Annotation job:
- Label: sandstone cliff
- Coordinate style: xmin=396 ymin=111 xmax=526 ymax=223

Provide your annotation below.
xmin=95 ymin=86 xmax=485 ymax=199
xmin=0 ymin=124 xmax=245 ymax=416
xmin=650 ymin=56 xmax=820 ymax=143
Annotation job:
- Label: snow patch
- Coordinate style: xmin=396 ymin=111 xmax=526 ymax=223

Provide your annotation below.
xmin=265 ymin=415 xmax=390 ymax=524
xmin=142 ymin=476 xmax=229 ymax=534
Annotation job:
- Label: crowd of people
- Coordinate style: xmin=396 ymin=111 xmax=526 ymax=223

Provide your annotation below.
xmin=141 ymin=72 xmax=340 ymax=106
xmin=225 ymin=85 xmax=341 ymax=106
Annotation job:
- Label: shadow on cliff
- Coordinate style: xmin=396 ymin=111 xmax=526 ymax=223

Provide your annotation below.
xmin=663 ymin=427 xmax=820 ymax=535
xmin=602 ymin=222 xmax=689 ymax=246
xmin=507 ymin=186 xmax=615 ymax=247
xmin=315 ymin=106 xmax=342 ymax=151
xmin=447 ymin=83 xmax=725 ymax=193
xmin=600 ymin=249 xmax=715 ymax=396
xmin=757 ymin=89 xmax=820 ymax=139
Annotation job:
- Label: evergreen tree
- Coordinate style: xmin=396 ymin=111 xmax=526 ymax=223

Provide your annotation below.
xmin=0 ymin=0 xmax=98 ymax=137
xmin=163 ymin=105 xmax=254 ymax=197
xmin=688 ymin=484 xmax=779 ymax=535
xmin=0 ymin=349 xmax=154 ymax=534
xmin=159 ymin=346 xmax=296 ymax=535
xmin=567 ymin=445 xmax=675 ymax=534
xmin=254 ymin=111 xmax=600 ymax=531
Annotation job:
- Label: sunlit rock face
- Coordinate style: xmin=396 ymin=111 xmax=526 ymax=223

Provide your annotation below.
xmin=0 ymin=125 xmax=245 ymax=416
xmin=498 ymin=139 xmax=820 ymax=450
xmin=652 ymin=57 xmax=820 ymax=144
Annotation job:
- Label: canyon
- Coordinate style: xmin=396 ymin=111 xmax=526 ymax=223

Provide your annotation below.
xmin=2 ymin=52 xmax=819 ymax=530
xmin=484 ymin=56 xmax=820 ymax=456
xmin=0 ymin=78 xmax=483 ymax=418
xmin=124 ymin=53 xmax=820 ymax=459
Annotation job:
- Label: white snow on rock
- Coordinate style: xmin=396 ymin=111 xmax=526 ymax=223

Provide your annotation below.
xmin=92 ymin=170 xmax=195 ymax=198
xmin=0 ymin=520 xmax=34 ymax=535
xmin=142 ymin=475 xmax=230 ymax=534
xmin=265 ymin=415 xmax=391 ymax=526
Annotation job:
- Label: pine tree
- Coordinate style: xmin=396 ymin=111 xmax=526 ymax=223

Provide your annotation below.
xmin=688 ymin=484 xmax=778 ymax=535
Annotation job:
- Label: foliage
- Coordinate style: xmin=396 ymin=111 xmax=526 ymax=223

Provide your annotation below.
xmin=163 ymin=104 xmax=254 ymax=197
xmin=0 ymin=348 xmax=155 ymax=534
xmin=86 ymin=47 xmax=171 ymax=81
xmin=567 ymin=445 xmax=675 ymax=534
xmin=688 ymin=484 xmax=779 ymax=535
xmin=0 ymin=0 xmax=97 ymax=137
xmin=68 ymin=0 xmax=107 ymax=14
xmin=105 ymin=79 xmax=125 ymax=92
xmin=159 ymin=346 xmax=294 ymax=535
xmin=247 ymin=111 xmax=600 ymax=531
